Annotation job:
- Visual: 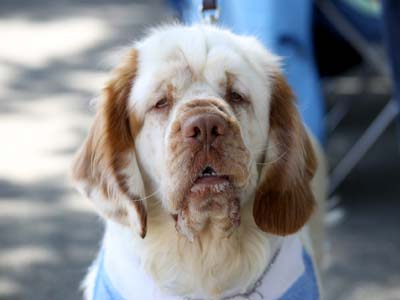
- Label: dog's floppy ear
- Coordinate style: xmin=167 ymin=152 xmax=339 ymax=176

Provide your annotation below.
xmin=71 ymin=49 xmax=147 ymax=238
xmin=253 ymin=72 xmax=317 ymax=236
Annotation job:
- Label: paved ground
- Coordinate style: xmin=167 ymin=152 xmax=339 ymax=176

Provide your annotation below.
xmin=0 ymin=1 xmax=168 ymax=299
xmin=323 ymin=86 xmax=400 ymax=300
xmin=0 ymin=1 xmax=399 ymax=300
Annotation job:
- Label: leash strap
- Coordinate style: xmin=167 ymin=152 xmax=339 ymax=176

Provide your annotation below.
xmin=202 ymin=0 xmax=217 ymax=11
xmin=200 ymin=0 xmax=219 ymax=24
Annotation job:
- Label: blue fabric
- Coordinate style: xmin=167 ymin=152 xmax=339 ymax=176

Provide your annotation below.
xmin=170 ymin=0 xmax=325 ymax=142
xmin=93 ymin=248 xmax=319 ymax=300
xmin=93 ymin=251 xmax=122 ymax=300
xmin=280 ymin=250 xmax=319 ymax=300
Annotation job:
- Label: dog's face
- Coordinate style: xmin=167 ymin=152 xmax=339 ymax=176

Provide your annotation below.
xmin=72 ymin=25 xmax=317 ymax=240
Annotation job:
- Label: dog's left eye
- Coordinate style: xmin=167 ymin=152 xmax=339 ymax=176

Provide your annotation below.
xmin=227 ymin=91 xmax=245 ymax=104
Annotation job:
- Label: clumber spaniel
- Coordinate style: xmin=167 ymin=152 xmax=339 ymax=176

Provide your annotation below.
xmin=72 ymin=24 xmax=326 ymax=300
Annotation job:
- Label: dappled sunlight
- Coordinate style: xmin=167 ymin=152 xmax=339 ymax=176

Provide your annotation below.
xmin=0 ymin=194 xmax=94 ymax=220
xmin=0 ymin=1 xmax=169 ymax=299
xmin=63 ymin=70 xmax=109 ymax=95
xmin=61 ymin=193 xmax=96 ymax=214
xmin=0 ymin=95 xmax=92 ymax=182
xmin=0 ymin=63 xmax=20 ymax=100
xmin=0 ymin=278 xmax=20 ymax=297
xmin=0 ymin=246 xmax=59 ymax=268
xmin=0 ymin=17 xmax=110 ymax=68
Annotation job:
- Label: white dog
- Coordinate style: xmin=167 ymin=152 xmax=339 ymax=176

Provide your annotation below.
xmin=72 ymin=24 xmax=326 ymax=300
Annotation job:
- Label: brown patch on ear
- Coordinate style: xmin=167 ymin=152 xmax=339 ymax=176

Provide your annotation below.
xmin=72 ymin=49 xmax=147 ymax=238
xmin=253 ymin=73 xmax=317 ymax=236
xmin=129 ymin=113 xmax=143 ymax=138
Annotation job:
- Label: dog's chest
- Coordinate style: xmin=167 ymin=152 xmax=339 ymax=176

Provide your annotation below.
xmin=93 ymin=222 xmax=319 ymax=300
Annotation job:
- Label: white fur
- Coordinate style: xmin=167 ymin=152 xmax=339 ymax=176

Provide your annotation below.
xmin=100 ymin=202 xmax=273 ymax=299
xmin=79 ymin=24 xmax=326 ymax=300
xmin=132 ymin=24 xmax=278 ymax=213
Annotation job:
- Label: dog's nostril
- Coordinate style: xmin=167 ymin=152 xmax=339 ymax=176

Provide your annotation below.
xmin=182 ymin=113 xmax=226 ymax=145
xmin=183 ymin=122 xmax=202 ymax=139
xmin=193 ymin=126 xmax=201 ymax=139
xmin=211 ymin=125 xmax=223 ymax=137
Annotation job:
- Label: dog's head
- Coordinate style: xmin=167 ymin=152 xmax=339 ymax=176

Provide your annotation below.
xmin=71 ymin=25 xmax=317 ymax=240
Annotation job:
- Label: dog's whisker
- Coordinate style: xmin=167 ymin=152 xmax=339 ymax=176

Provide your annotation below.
xmin=256 ymin=151 xmax=287 ymax=166
xmin=132 ymin=189 xmax=161 ymax=202
xmin=250 ymin=142 xmax=284 ymax=155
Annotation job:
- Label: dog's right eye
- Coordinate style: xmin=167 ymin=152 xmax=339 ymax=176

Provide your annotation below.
xmin=154 ymin=97 xmax=169 ymax=109
xmin=228 ymin=91 xmax=244 ymax=103
xmin=226 ymin=89 xmax=248 ymax=106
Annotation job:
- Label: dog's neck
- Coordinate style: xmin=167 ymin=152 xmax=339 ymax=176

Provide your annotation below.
xmin=101 ymin=200 xmax=281 ymax=299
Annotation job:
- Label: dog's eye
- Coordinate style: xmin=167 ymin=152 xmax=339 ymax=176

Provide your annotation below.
xmin=154 ymin=97 xmax=169 ymax=109
xmin=227 ymin=91 xmax=245 ymax=104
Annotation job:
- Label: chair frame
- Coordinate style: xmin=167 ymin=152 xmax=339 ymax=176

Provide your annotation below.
xmin=316 ymin=0 xmax=399 ymax=194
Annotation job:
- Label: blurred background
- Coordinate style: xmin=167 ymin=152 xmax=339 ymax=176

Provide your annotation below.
xmin=0 ymin=0 xmax=399 ymax=299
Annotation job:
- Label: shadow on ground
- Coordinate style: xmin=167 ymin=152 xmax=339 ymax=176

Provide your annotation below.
xmin=0 ymin=1 xmax=169 ymax=299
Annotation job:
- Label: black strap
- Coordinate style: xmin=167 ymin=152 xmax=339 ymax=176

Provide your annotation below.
xmin=202 ymin=0 xmax=217 ymax=11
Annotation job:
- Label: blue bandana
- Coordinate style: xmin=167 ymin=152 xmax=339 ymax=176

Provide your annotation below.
xmin=92 ymin=247 xmax=319 ymax=300
xmin=280 ymin=250 xmax=319 ymax=300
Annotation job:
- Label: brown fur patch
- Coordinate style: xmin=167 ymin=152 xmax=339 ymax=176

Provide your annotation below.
xmin=72 ymin=49 xmax=147 ymax=238
xmin=129 ymin=113 xmax=143 ymax=138
xmin=253 ymin=73 xmax=317 ymax=236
